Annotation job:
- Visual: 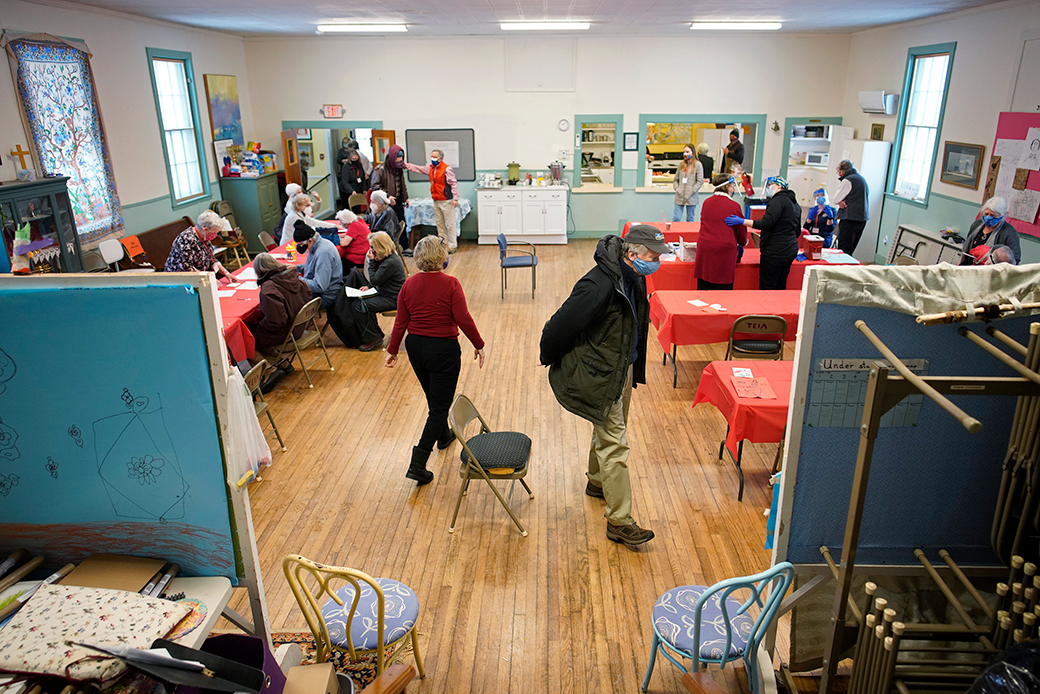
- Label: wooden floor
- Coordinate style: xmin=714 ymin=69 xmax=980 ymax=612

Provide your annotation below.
xmin=225 ymin=238 xmax=791 ymax=693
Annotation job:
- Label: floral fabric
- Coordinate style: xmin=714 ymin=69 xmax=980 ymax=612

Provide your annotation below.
xmin=5 ymin=35 xmax=123 ymax=243
xmin=320 ymin=578 xmax=419 ymax=652
xmin=0 ymin=584 xmax=190 ymax=683
xmin=165 ymin=228 xmax=216 ymax=273
xmin=652 ymin=585 xmax=754 ymax=660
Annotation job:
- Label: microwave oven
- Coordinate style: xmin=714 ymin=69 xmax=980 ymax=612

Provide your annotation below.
xmin=806 ymin=152 xmax=829 ymax=166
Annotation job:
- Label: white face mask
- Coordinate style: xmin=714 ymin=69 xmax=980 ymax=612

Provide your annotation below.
xmin=765 ymin=186 xmax=777 ymax=199
xmin=303 ymin=205 xmax=313 ymax=216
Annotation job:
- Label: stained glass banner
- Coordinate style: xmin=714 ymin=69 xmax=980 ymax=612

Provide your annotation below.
xmin=4 ymin=34 xmax=123 ymax=243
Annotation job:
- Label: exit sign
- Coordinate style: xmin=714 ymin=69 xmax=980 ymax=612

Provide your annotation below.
xmin=322 ymin=104 xmax=343 ymax=119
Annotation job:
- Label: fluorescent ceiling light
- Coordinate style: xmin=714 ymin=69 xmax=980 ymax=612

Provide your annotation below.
xmin=500 ymin=22 xmax=590 ymax=31
xmin=690 ymin=21 xmax=782 ymax=30
xmin=316 ymin=23 xmax=408 ymax=33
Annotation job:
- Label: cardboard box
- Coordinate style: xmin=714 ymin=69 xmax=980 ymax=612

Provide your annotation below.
xmin=284 ymin=663 xmax=339 ymax=694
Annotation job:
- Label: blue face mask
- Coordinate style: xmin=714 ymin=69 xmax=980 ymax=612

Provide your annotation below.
xmin=816 ymin=196 xmax=827 ymax=206
xmin=632 ymin=257 xmax=660 ymax=276
xmin=982 ymin=214 xmax=1003 ymax=226
xmin=442 ymin=258 xmax=449 ymax=270
xmin=431 ymin=159 xmax=440 ymax=166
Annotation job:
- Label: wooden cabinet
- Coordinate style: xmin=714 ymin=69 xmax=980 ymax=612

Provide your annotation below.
xmin=0 ymin=176 xmax=83 ymax=273
xmin=477 ymin=188 xmax=567 ymax=245
xmin=218 ymin=172 xmax=283 ymax=253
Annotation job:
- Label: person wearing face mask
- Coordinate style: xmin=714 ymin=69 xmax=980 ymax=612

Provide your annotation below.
xmin=539 ymin=225 xmax=668 ymax=546
xmin=164 ymin=210 xmax=233 ymax=280
xmin=803 ymin=187 xmax=837 ymax=248
xmin=696 ymin=142 xmax=715 ymax=180
xmin=961 ymin=196 xmax=1021 ymax=265
xmin=364 ymin=190 xmax=401 ymax=237
xmin=337 ymin=137 xmax=372 ymax=178
xmin=694 ymin=174 xmax=747 ymax=290
xmin=831 ymin=159 xmax=869 ymax=255
xmin=293 ymin=221 xmax=343 ymax=310
xmin=370 ymin=145 xmax=410 ymax=245
xmin=338 ymin=149 xmax=370 ymax=208
xmin=725 ymin=176 xmax=801 ymax=290
xmin=723 ymin=128 xmax=744 ymax=174
xmin=385 ymin=236 xmax=485 ymax=486
xmin=280 ymin=193 xmax=338 ymax=246
xmin=403 ymin=149 xmax=461 ymax=253
xmin=672 ymin=144 xmax=705 ymax=222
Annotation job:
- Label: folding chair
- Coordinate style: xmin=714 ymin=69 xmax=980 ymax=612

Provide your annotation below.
xmin=724 ymin=314 xmax=787 ymax=361
xmin=243 ymin=360 xmax=285 ymax=452
xmin=447 ymin=395 xmax=533 ymax=536
xmin=348 ymin=193 xmax=369 ymax=214
xmin=264 ymin=297 xmax=334 ymax=388
xmin=259 ymin=232 xmax=278 ymax=251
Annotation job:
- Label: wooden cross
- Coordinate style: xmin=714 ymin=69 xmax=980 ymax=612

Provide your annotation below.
xmin=9 ymin=145 xmax=31 ymax=170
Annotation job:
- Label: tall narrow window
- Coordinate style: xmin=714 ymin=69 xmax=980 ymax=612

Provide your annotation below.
xmin=890 ymin=45 xmax=955 ymax=204
xmin=147 ymin=49 xmax=208 ymax=205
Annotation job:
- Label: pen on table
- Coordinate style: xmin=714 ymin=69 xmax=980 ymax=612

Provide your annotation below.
xmin=0 ymin=555 xmax=44 ymax=594
xmin=151 ymin=563 xmax=180 ymax=597
xmin=140 ymin=566 xmax=168 ymax=596
xmin=0 ymin=549 xmax=27 ymax=581
xmin=0 ymin=562 xmax=75 ymax=623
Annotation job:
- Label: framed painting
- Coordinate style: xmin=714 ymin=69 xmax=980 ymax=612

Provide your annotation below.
xmin=203 ymin=74 xmax=244 ymax=146
xmin=296 ymin=128 xmax=311 ymax=141
xmin=940 ymin=141 xmax=985 ymax=190
xmin=870 ymin=123 xmax=885 ymax=141
xmin=298 ymin=143 xmax=312 ymax=166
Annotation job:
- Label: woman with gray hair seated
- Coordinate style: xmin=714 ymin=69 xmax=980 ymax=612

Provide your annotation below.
xmin=245 ymin=253 xmax=312 ymax=351
xmin=164 ymin=210 xmax=232 ymax=280
xmin=327 ymin=231 xmax=405 ymax=351
xmin=961 ymin=196 xmax=1021 ymax=265
xmin=364 ymin=190 xmax=400 ymax=236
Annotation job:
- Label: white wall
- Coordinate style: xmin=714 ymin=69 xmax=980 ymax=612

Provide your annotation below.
xmin=0 ymin=0 xmax=253 ymax=208
xmin=243 ymin=34 xmax=852 ymax=177
xmin=840 ymin=0 xmax=1040 ymax=205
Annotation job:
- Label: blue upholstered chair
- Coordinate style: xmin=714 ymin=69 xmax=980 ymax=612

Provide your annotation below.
xmin=448 ymin=394 xmax=534 ymax=536
xmin=497 ymin=233 xmax=537 ymax=299
xmin=282 ymin=554 xmax=426 ymax=679
xmin=641 ymin=562 xmax=794 ymax=693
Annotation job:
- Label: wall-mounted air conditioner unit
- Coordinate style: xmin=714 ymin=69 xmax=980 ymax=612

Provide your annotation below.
xmin=859 ymin=91 xmax=899 ymax=115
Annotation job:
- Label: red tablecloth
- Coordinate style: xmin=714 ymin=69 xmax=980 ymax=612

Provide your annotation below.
xmin=649 ymin=290 xmax=801 ymax=353
xmin=693 ymin=360 xmax=793 ymax=455
xmin=647 ymin=248 xmax=857 ymax=293
xmin=219 ymin=244 xmax=308 ymax=362
xmin=621 ymin=221 xmax=699 ymax=244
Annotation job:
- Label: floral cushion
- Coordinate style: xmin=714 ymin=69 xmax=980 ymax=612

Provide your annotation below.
xmin=320 ymin=578 xmax=419 ymax=651
xmin=652 ymin=585 xmax=754 ymax=660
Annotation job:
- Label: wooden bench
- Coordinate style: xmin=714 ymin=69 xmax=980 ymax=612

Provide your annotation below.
xmin=136 ymin=215 xmax=194 ymax=271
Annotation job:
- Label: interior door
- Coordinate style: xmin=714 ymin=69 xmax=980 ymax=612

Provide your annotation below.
xmin=281 ymin=130 xmax=301 ymax=186
xmin=372 ymin=129 xmax=396 ymax=166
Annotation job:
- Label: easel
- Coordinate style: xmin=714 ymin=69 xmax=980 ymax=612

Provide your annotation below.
xmin=817 ymin=319 xmax=1040 ymax=692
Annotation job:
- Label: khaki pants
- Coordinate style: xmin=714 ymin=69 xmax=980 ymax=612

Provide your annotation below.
xmin=587 ymin=367 xmax=634 ymax=526
xmin=433 ymin=199 xmax=458 ymax=250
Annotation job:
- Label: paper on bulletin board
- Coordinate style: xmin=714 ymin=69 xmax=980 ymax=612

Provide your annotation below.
xmin=1020 ymin=128 xmax=1040 ymax=171
xmin=1010 ymin=190 xmax=1040 ymax=224
xmin=424 ymin=141 xmax=460 ymax=169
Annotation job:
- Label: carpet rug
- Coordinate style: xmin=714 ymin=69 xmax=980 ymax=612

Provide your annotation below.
xmin=271 ymin=631 xmax=410 ymax=690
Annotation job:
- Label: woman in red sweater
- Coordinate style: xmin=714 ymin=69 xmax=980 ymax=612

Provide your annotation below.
xmin=385 ymin=235 xmax=486 ymax=485
xmin=693 ymin=173 xmax=747 ymax=290
xmin=335 ymin=209 xmax=371 ymax=273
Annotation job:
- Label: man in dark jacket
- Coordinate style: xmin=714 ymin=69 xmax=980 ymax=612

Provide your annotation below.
xmin=725 ymin=175 xmax=802 ymax=290
xmin=539 ymin=226 xmax=669 ymax=546
xmin=832 ymin=159 xmax=870 ymax=256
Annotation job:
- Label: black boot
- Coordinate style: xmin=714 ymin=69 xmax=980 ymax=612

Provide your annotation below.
xmin=406 ymin=446 xmax=433 ymax=485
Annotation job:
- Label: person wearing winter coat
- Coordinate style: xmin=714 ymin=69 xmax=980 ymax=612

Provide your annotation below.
xmin=370 ymin=144 xmax=410 ymax=249
xmin=672 ymin=144 xmax=705 ymax=222
xmin=247 ymin=252 xmax=312 ymax=350
xmin=725 ymin=175 xmax=802 ymax=290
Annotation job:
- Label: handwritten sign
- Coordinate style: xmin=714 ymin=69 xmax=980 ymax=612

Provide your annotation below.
xmin=732 ymin=376 xmax=777 ymax=399
xmin=816 ymin=358 xmax=928 ymax=371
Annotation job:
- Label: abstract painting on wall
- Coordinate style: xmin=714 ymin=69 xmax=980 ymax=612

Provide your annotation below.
xmin=203 ymin=74 xmax=244 ymax=146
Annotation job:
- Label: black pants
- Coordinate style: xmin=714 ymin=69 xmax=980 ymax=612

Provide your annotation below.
xmin=327 ymin=268 xmax=396 ymax=346
xmin=759 ymin=253 xmax=796 ymax=290
xmin=837 ymin=220 xmax=866 ymax=256
xmin=391 ymin=202 xmax=407 ymax=248
xmin=697 ymin=278 xmax=733 ymax=291
xmin=406 ymin=334 xmax=461 ymax=452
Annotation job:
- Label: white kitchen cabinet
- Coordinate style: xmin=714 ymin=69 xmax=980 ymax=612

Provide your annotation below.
xmin=477 ymin=187 xmax=567 ymax=244
xmin=788 ymin=166 xmax=828 ymax=209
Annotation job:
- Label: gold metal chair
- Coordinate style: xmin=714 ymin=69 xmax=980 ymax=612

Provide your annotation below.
xmin=243 ymin=359 xmax=285 ymax=452
xmin=348 ymin=193 xmax=369 ymax=213
xmin=447 ymin=395 xmax=533 ymax=536
xmin=282 ymin=554 xmax=425 ymax=680
xmin=259 ymin=231 xmax=277 ymax=250
xmin=724 ymin=314 xmax=787 ymax=361
xmin=265 ymin=297 xmax=334 ymax=388
xmin=894 ymin=255 xmax=919 ymax=266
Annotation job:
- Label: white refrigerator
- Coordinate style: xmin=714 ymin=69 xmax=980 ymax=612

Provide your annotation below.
xmin=827 ymin=138 xmax=892 ymax=264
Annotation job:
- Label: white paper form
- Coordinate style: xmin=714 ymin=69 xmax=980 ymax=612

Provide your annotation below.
xmin=1010 ymin=189 xmax=1040 ymax=224
xmin=1019 ymin=128 xmax=1040 ymax=171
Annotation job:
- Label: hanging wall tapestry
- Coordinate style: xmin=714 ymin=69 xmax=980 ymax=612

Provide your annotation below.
xmin=3 ymin=33 xmax=124 ymax=243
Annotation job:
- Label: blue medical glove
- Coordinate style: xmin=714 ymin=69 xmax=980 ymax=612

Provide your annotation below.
xmin=724 ymin=215 xmax=745 ymax=227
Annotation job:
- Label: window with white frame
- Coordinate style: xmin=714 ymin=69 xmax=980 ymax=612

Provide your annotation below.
xmin=147 ymin=50 xmax=207 ymax=204
xmin=891 ymin=46 xmax=955 ymax=203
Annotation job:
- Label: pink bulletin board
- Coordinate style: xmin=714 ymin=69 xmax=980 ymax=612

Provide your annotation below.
xmin=985 ymin=112 xmax=1040 ymax=239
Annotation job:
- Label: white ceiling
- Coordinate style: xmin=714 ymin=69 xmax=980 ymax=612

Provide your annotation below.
xmin=53 ymin=0 xmax=1011 ymax=36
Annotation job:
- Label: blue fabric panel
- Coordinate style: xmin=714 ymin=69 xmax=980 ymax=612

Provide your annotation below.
xmin=321 ymin=578 xmax=420 ymax=651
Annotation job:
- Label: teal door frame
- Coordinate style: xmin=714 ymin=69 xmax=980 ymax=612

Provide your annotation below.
xmin=637 ymin=114 xmax=767 ymax=187
xmin=779 ymin=117 xmax=844 ymax=180
xmin=573 ymin=114 xmax=623 ymax=189
xmin=281 ymin=120 xmax=383 ymax=130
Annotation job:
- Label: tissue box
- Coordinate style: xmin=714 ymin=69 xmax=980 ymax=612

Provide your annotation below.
xmin=677 ymin=242 xmax=696 ymax=263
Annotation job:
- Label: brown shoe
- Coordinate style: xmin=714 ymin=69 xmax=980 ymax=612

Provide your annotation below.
xmin=585 ymin=481 xmax=604 ymax=499
xmin=358 ymin=338 xmax=384 ymax=352
xmin=606 ymin=522 xmax=655 ymax=545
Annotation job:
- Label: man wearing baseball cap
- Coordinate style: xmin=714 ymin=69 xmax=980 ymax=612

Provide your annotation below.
xmin=539 ymin=225 xmax=669 ymax=546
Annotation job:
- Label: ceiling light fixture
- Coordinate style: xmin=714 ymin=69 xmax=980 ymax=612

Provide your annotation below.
xmin=500 ymin=22 xmax=591 ymax=31
xmin=690 ymin=21 xmax=782 ymax=30
xmin=316 ymin=23 xmax=408 ymax=33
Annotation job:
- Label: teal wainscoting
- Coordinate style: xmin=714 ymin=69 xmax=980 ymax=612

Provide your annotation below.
xmin=120 ymin=183 xmax=221 ymax=237
xmin=876 ymin=193 xmax=1040 ymax=265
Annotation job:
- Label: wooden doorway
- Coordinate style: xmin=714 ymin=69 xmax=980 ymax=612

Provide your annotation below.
xmin=372 ymin=129 xmax=395 ymax=166
xmin=281 ymin=130 xmax=301 ymax=186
